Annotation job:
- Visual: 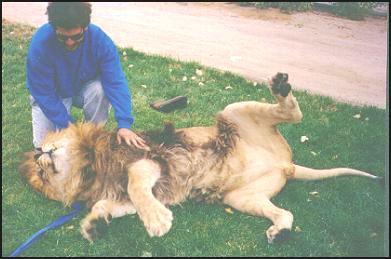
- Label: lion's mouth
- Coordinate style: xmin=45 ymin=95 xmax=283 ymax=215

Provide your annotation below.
xmin=34 ymin=147 xmax=60 ymax=174
xmin=33 ymin=147 xmax=44 ymax=160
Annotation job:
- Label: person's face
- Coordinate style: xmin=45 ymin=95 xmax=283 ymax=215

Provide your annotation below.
xmin=55 ymin=26 xmax=85 ymax=51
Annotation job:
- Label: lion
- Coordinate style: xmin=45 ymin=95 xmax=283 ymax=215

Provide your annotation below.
xmin=19 ymin=72 xmax=381 ymax=244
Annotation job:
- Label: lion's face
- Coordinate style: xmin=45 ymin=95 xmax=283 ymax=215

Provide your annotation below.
xmin=19 ymin=123 xmax=107 ymax=206
xmin=19 ymin=131 xmax=74 ymax=203
xmin=19 ymin=151 xmax=67 ymax=201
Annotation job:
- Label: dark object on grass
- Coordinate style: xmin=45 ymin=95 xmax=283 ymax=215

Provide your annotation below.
xmin=150 ymin=96 xmax=188 ymax=113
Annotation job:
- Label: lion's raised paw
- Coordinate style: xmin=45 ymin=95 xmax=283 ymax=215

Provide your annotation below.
xmin=270 ymin=72 xmax=291 ymax=97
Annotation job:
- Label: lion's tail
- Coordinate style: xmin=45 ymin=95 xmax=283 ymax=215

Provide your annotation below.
xmin=292 ymin=164 xmax=382 ymax=181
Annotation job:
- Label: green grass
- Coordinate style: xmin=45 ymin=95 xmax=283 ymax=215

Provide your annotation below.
xmin=2 ymin=19 xmax=388 ymax=257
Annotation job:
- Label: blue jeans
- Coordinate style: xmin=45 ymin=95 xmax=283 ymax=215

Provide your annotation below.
xmin=30 ymin=79 xmax=111 ymax=148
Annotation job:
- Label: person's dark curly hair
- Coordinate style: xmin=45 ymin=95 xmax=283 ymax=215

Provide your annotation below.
xmin=46 ymin=2 xmax=92 ymax=29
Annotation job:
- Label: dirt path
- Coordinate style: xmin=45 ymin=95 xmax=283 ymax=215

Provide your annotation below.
xmin=2 ymin=2 xmax=387 ymax=108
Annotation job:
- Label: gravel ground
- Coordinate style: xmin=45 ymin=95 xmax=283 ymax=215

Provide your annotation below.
xmin=2 ymin=2 xmax=387 ymax=108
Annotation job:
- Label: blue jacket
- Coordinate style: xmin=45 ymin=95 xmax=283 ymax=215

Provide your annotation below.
xmin=26 ymin=23 xmax=134 ymax=129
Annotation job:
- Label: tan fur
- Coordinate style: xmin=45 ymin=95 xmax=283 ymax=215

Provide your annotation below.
xmin=19 ymin=74 xmax=380 ymax=243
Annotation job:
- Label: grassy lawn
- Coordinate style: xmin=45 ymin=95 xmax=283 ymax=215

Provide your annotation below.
xmin=2 ymin=19 xmax=387 ymax=257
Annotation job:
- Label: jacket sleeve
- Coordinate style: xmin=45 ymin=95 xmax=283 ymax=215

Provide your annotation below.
xmin=26 ymin=45 xmax=73 ymax=129
xmin=97 ymin=35 xmax=134 ymax=129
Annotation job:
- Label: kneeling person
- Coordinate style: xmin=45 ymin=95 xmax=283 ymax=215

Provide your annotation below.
xmin=26 ymin=2 xmax=148 ymax=150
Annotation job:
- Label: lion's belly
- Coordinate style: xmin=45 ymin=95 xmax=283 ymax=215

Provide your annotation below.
xmin=170 ymin=126 xmax=293 ymax=202
xmin=217 ymin=142 xmax=292 ymax=191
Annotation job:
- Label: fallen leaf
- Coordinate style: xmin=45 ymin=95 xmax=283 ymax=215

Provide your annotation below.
xmin=310 ymin=151 xmax=317 ymax=156
xmin=294 ymin=226 xmax=302 ymax=232
xmin=128 ymin=64 xmax=134 ymax=68
xmin=182 ymin=76 xmax=187 ymax=81
xmin=198 ymin=82 xmax=204 ymax=86
xmin=141 ymin=251 xmax=152 ymax=257
xmin=67 ymin=225 xmax=74 ymax=230
xmin=353 ymin=114 xmax=361 ymax=119
xmin=141 ymin=85 xmax=147 ymax=88
xmin=225 ymin=207 xmax=234 ymax=214
xmin=196 ymin=69 xmax=203 ymax=76
xmin=300 ymin=136 xmax=309 ymax=143
xmin=225 ymin=86 xmax=233 ymax=90
xmin=370 ymin=232 xmax=377 ymax=238
xmin=191 ymin=76 xmax=196 ymax=80
xmin=365 ymin=117 xmax=369 ymax=121
xmin=309 ymin=191 xmax=319 ymax=196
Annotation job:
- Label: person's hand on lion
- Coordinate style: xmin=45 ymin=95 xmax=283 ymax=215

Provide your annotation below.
xmin=117 ymin=128 xmax=149 ymax=150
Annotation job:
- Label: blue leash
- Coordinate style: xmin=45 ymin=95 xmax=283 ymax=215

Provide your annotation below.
xmin=9 ymin=201 xmax=84 ymax=257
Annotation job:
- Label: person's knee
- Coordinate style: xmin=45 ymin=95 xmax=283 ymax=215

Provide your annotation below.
xmin=82 ymin=80 xmax=110 ymax=123
xmin=87 ymin=80 xmax=106 ymax=101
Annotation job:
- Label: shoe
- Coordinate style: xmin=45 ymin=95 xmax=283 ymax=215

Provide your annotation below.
xmin=150 ymin=96 xmax=188 ymax=113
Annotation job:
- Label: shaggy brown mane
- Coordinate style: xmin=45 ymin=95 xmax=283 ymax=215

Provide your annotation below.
xmin=152 ymin=113 xmax=240 ymax=204
xmin=20 ymin=113 xmax=240 ymax=208
xmin=202 ymin=113 xmax=239 ymax=157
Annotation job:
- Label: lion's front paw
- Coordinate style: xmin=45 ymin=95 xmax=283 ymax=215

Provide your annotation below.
xmin=266 ymin=225 xmax=291 ymax=244
xmin=80 ymin=216 xmax=111 ymax=242
xmin=139 ymin=202 xmax=173 ymax=237
xmin=270 ymin=72 xmax=291 ymax=97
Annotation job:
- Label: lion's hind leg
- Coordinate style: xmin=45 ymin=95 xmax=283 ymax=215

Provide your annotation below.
xmin=80 ymin=200 xmax=136 ymax=242
xmin=267 ymin=72 xmax=303 ymax=125
xmin=127 ymin=159 xmax=173 ymax=237
xmin=223 ymin=190 xmax=293 ymax=244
